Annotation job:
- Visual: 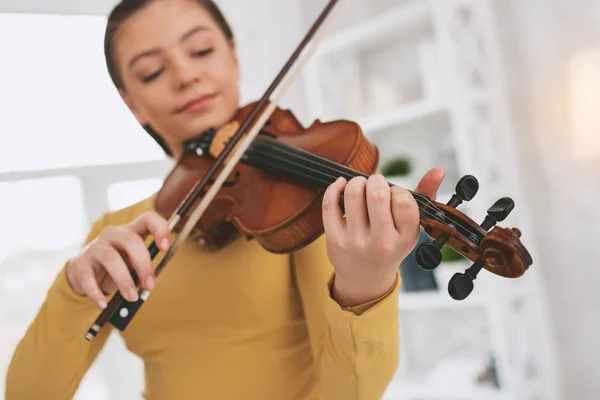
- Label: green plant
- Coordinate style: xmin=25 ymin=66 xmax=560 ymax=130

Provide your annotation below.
xmin=441 ymin=245 xmax=463 ymax=263
xmin=380 ymin=157 xmax=412 ymax=176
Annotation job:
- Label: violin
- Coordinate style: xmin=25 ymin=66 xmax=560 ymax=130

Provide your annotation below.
xmin=85 ymin=0 xmax=532 ymax=341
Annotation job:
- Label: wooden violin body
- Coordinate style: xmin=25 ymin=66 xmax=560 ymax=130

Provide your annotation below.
xmin=155 ymin=102 xmax=379 ymax=253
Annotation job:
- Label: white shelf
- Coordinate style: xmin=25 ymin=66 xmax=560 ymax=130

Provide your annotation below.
xmin=316 ymin=0 xmax=430 ymax=57
xmin=299 ymin=0 xmax=558 ymax=398
xmin=357 ymin=98 xmax=446 ymax=135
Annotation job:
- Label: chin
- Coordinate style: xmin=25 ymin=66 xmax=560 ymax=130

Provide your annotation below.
xmin=198 ymin=107 xmax=236 ymax=130
xmin=176 ymin=114 xmax=230 ymax=142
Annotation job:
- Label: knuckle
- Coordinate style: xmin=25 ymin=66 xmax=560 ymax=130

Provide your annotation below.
xmin=351 ymin=237 xmax=366 ymax=253
xmin=328 ymin=235 xmax=345 ymax=251
xmin=96 ymin=245 xmax=115 ymax=264
xmin=368 ymin=173 xmax=387 ymax=185
xmin=99 ymin=226 xmax=117 ymax=240
xmin=350 ymin=175 xmax=368 ymax=184
xmin=74 ymin=267 xmax=87 ymax=288
xmin=123 ymin=231 xmax=142 ymax=249
xmin=81 ymin=277 xmax=96 ymax=296
xmin=134 ymin=253 xmax=152 ymax=273
xmin=114 ymin=272 xmax=133 ymax=290
xmin=369 ymin=188 xmax=389 ymax=205
xmin=322 ymin=193 xmax=335 ymax=208
xmin=322 ymin=201 xmax=336 ymax=214
xmin=142 ymin=211 xmax=157 ymax=221
xmin=345 ymin=179 xmax=366 ymax=199
xmin=146 ymin=211 xmax=166 ymax=227
xmin=376 ymin=240 xmax=395 ymax=256
xmin=392 ymin=187 xmax=415 ymax=208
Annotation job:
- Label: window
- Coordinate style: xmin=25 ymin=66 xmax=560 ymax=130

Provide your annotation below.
xmin=0 ymin=175 xmax=87 ymax=261
xmin=0 ymin=13 xmax=167 ymax=174
xmin=0 ymin=13 xmax=161 ymax=399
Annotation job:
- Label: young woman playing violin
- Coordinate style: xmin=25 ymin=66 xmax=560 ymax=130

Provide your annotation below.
xmin=6 ymin=0 xmax=445 ymax=399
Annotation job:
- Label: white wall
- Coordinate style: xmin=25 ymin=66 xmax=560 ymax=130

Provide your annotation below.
xmin=494 ymin=1 xmax=600 ymax=398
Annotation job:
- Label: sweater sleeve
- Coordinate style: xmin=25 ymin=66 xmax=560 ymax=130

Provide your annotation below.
xmin=292 ymin=234 xmax=401 ymax=400
xmin=5 ymin=214 xmax=115 ymax=400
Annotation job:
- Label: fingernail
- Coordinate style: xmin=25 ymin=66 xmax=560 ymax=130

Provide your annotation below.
xmin=98 ymin=300 xmax=107 ymax=309
xmin=161 ymin=238 xmax=170 ymax=250
xmin=146 ymin=276 xmax=155 ymax=290
xmin=129 ymin=288 xmax=139 ymax=302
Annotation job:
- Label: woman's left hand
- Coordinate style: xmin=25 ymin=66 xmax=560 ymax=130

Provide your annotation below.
xmin=322 ymin=168 xmax=445 ymax=307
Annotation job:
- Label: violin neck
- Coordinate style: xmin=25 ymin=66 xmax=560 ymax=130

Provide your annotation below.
xmin=242 ymin=135 xmax=431 ymax=209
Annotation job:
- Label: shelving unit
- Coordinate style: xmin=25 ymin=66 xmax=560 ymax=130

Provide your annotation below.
xmin=300 ymin=0 xmax=559 ymax=399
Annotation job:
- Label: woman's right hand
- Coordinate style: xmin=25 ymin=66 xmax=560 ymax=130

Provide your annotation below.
xmin=66 ymin=211 xmax=171 ymax=309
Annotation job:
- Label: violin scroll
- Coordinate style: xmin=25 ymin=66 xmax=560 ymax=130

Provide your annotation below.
xmin=480 ymin=226 xmax=532 ymax=278
xmin=414 ymin=175 xmax=533 ymax=300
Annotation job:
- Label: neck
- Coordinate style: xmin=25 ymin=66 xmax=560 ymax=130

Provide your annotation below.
xmin=241 ymin=134 xmax=430 ymax=205
xmin=179 ymin=132 xmax=484 ymax=244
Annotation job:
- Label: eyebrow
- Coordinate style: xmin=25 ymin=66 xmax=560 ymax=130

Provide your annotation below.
xmin=128 ymin=25 xmax=210 ymax=68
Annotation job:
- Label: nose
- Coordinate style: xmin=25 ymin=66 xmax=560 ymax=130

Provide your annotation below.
xmin=170 ymin=53 xmax=200 ymax=90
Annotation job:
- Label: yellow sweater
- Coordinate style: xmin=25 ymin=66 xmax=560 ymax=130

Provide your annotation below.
xmin=5 ymin=194 xmax=401 ymax=400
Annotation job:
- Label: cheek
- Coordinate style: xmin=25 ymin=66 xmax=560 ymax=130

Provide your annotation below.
xmin=211 ymin=56 xmax=240 ymax=105
xmin=133 ymin=82 xmax=176 ymax=121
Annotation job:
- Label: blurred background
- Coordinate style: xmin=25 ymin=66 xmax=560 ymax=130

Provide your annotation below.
xmin=0 ymin=0 xmax=598 ymax=399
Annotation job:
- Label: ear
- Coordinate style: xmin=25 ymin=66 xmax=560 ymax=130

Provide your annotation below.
xmin=119 ymin=89 xmax=149 ymax=125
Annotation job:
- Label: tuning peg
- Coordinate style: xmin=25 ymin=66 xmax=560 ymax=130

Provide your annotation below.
xmin=448 ymin=259 xmax=485 ymax=300
xmin=416 ymin=242 xmax=443 ymax=270
xmin=481 ymin=197 xmax=515 ymax=231
xmin=447 ymin=175 xmax=479 ymax=208
xmin=416 ymin=176 xmax=479 ymax=271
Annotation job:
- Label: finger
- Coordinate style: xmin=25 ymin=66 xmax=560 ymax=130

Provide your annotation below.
xmin=105 ymin=228 xmax=156 ymax=290
xmin=127 ymin=211 xmax=172 ymax=251
xmin=79 ymin=268 xmax=108 ymax=309
xmin=414 ymin=168 xmax=445 ymax=200
xmin=344 ymin=176 xmax=369 ymax=233
xmin=92 ymin=243 xmax=139 ymax=302
xmin=390 ymin=186 xmax=421 ymax=250
xmin=322 ymin=177 xmax=347 ymax=238
xmin=365 ymin=174 xmax=395 ymax=234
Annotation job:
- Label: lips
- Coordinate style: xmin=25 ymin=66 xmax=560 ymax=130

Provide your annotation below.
xmin=176 ymin=93 xmax=217 ymax=113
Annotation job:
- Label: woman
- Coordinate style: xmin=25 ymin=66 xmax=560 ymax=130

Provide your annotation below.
xmin=5 ymin=0 xmax=444 ymax=399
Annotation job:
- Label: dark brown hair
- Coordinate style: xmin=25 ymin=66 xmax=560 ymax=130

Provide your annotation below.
xmin=103 ymin=0 xmax=234 ymax=156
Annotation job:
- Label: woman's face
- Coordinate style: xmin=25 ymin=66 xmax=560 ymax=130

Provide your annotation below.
xmin=114 ymin=0 xmax=240 ymax=156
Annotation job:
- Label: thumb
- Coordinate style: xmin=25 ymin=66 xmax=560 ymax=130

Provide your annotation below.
xmin=414 ymin=168 xmax=445 ymax=200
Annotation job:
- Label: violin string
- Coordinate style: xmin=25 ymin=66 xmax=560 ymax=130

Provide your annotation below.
xmin=246 ymin=137 xmax=483 ymax=240
xmin=243 ymin=147 xmax=462 ymax=234
xmin=248 ymin=141 xmax=460 ymax=228
xmin=254 ymin=136 xmax=441 ymax=209
xmin=243 ymin=140 xmax=483 ymax=241
xmin=252 ymin=139 xmax=482 ymax=241
xmin=250 ymin=136 xmax=479 ymax=236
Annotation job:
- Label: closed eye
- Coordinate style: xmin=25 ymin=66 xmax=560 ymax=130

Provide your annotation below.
xmin=195 ymin=48 xmax=214 ymax=57
xmin=142 ymin=69 xmax=163 ymax=83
